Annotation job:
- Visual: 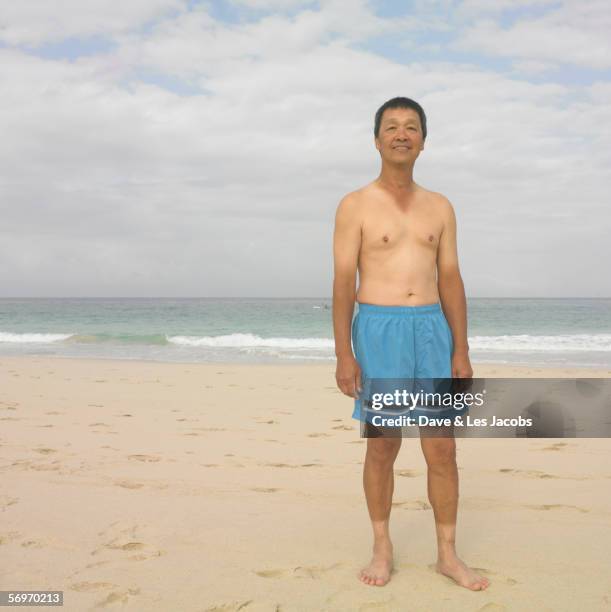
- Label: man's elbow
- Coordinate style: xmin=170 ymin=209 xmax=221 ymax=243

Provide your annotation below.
xmin=333 ymin=274 xmax=356 ymax=294
xmin=438 ymin=266 xmax=462 ymax=287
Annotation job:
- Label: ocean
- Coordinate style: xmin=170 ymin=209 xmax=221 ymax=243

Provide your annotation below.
xmin=1 ymin=298 xmax=610 ymax=367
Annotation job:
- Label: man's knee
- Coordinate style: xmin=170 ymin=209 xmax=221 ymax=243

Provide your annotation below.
xmin=366 ymin=437 xmax=401 ymax=463
xmin=422 ymin=438 xmax=456 ymax=469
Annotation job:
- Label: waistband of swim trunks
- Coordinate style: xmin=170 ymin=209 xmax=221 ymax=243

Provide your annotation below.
xmin=356 ymin=302 xmax=442 ymax=316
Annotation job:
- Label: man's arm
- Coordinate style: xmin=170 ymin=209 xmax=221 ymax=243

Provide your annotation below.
xmin=436 ymin=197 xmax=472 ymax=376
xmin=332 ymin=194 xmax=362 ymax=397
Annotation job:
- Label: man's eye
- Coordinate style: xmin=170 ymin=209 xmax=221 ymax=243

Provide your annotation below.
xmin=387 ymin=127 xmax=396 ymax=130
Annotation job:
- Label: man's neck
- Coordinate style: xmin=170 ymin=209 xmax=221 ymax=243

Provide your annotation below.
xmin=376 ymin=164 xmax=417 ymax=194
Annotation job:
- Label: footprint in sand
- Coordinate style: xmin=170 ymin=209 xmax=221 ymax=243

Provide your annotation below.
xmin=307 ymin=432 xmax=331 ymax=438
xmin=255 ymin=563 xmax=342 ymax=579
xmin=33 ymin=447 xmax=57 ymax=455
xmin=356 ymin=601 xmax=397 ymax=611
xmin=540 ymin=442 xmax=568 ymax=451
xmin=527 ymin=503 xmax=589 ymax=513
xmin=114 ymin=481 xmax=145 ymax=490
xmin=261 ymin=462 xmax=320 ymax=468
xmin=69 ymin=581 xmax=116 ymax=592
xmin=250 ymin=487 xmax=280 ymax=493
xmin=472 ymin=568 xmax=517 ymax=587
xmin=396 ymin=469 xmax=421 ymax=478
xmin=21 ymin=539 xmax=47 ymax=548
xmin=332 ymin=425 xmax=354 ymax=430
xmin=204 ymin=601 xmax=253 ymax=612
xmin=95 ymin=588 xmax=141 ymax=607
xmin=392 ymin=499 xmax=431 ymax=510
xmin=476 ymin=604 xmax=509 ymax=611
xmin=30 ymin=462 xmax=61 ymax=472
xmin=94 ymin=522 xmax=164 ymax=561
xmin=127 ymin=454 xmax=161 ymax=463
xmin=0 ymin=531 xmax=21 ymax=544
xmin=83 ymin=560 xmax=111 ymax=570
xmin=499 ymin=468 xmax=587 ymax=481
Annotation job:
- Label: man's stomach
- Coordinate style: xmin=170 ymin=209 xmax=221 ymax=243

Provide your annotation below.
xmin=356 ymin=277 xmax=440 ymax=306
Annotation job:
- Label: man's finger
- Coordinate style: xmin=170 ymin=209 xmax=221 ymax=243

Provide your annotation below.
xmin=340 ymin=383 xmax=355 ymax=398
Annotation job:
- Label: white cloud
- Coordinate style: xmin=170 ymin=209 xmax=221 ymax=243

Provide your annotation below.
xmin=454 ymin=1 xmax=611 ymax=69
xmin=509 ymin=59 xmax=558 ymax=75
xmin=0 ymin=0 xmax=185 ymax=46
xmin=227 ymin=0 xmax=312 ymax=9
xmin=0 ymin=0 xmax=609 ymax=296
xmin=457 ymin=0 xmax=556 ymax=16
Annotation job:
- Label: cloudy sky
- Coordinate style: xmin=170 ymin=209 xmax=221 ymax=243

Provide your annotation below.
xmin=1 ymin=0 xmax=609 ymax=298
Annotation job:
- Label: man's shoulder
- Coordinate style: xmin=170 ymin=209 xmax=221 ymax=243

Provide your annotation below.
xmin=336 ymin=185 xmax=370 ymax=215
xmin=418 ymin=189 xmax=455 ymax=225
xmin=340 ymin=182 xmax=375 ymax=202
xmin=419 ymin=187 xmax=453 ymax=208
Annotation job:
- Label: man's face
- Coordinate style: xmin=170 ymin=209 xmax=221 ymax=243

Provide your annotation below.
xmin=375 ymin=107 xmax=425 ymax=163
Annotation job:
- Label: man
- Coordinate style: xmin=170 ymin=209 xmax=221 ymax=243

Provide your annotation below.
xmin=332 ymin=97 xmax=489 ymax=591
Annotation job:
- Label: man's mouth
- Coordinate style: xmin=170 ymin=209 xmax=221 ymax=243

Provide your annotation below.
xmin=393 ymin=145 xmax=410 ymax=149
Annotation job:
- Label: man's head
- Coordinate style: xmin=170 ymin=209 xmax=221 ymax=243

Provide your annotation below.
xmin=374 ymin=97 xmax=427 ymax=162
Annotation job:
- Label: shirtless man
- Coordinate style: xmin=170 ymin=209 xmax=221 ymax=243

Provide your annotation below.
xmin=332 ymin=97 xmax=489 ymax=591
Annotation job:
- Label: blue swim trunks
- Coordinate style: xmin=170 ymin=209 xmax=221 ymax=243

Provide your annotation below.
xmin=351 ymin=302 xmax=456 ymax=424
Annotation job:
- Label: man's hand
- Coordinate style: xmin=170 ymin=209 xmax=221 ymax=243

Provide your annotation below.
xmin=336 ymin=354 xmax=362 ymax=399
xmin=452 ymin=351 xmax=473 ymax=379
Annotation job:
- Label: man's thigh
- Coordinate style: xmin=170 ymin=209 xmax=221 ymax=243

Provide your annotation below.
xmin=361 ymin=419 xmax=403 ymax=438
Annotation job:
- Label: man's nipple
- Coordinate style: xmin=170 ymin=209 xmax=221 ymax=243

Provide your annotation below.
xmin=383 ymin=235 xmax=389 ymax=242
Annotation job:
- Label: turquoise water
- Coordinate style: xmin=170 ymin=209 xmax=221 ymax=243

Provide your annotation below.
xmin=1 ymin=298 xmax=610 ymax=367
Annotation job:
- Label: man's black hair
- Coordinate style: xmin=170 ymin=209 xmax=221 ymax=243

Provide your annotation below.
xmin=374 ymin=97 xmax=427 ymax=141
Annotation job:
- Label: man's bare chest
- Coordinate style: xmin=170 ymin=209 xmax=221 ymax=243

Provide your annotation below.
xmin=361 ymin=207 xmax=444 ymax=254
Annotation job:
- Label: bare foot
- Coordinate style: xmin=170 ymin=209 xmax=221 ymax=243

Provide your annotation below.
xmin=358 ymin=538 xmax=393 ymax=586
xmin=436 ymin=555 xmax=490 ymax=591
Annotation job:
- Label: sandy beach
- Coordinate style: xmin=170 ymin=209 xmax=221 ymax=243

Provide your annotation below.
xmin=1 ymin=356 xmax=611 ymax=611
